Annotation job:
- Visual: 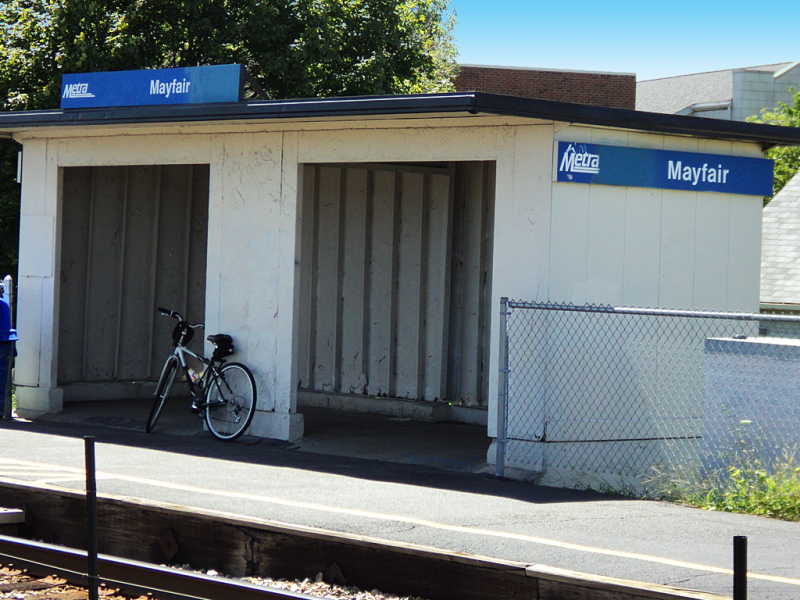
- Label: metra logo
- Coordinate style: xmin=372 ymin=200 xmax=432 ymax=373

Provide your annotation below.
xmin=559 ymin=144 xmax=600 ymax=179
xmin=62 ymin=83 xmax=95 ymax=99
xmin=150 ymin=78 xmax=191 ymax=98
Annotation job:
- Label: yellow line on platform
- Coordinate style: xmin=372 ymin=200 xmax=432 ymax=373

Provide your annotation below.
xmin=0 ymin=458 xmax=797 ymax=587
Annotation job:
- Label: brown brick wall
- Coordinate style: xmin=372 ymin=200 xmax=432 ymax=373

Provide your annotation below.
xmin=453 ymin=66 xmax=636 ymax=110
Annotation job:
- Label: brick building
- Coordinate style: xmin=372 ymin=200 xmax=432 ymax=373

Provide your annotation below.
xmin=453 ymin=64 xmax=636 ymax=110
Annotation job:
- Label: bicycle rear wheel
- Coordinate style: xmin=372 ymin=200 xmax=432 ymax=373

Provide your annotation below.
xmin=204 ymin=362 xmax=256 ymax=441
xmin=147 ymin=357 xmax=178 ymax=433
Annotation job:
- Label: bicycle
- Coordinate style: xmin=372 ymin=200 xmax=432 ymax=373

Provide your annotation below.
xmin=146 ymin=307 xmax=257 ymax=441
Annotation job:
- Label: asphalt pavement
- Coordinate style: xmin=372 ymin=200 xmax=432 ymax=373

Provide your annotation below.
xmin=0 ymin=399 xmax=798 ymax=599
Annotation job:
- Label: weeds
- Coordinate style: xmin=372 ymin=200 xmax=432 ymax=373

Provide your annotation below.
xmin=648 ymin=450 xmax=800 ymax=522
xmin=679 ymin=458 xmax=800 ymax=521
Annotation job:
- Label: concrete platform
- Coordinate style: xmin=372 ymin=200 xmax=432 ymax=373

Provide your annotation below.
xmin=34 ymin=398 xmax=491 ymax=474
xmin=1 ymin=398 xmax=800 ymax=599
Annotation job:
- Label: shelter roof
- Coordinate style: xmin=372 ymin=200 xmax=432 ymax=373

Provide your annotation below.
xmin=2 ymin=92 xmax=800 ymax=148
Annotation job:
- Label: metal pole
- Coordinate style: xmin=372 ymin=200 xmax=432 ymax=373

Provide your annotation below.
xmin=85 ymin=436 xmax=99 ymax=600
xmin=733 ymin=536 xmax=747 ymax=600
xmin=496 ymin=297 xmax=509 ymax=478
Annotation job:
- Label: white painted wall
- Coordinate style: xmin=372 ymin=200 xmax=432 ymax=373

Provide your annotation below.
xmin=732 ymin=63 xmax=800 ymax=121
xmin=13 ymin=116 xmax=767 ymax=459
xmin=15 ymin=120 xmax=542 ymax=441
xmin=498 ymin=125 xmax=766 ymax=486
xmin=549 ymin=127 xmax=763 ymax=311
xmin=15 ymin=130 xmax=303 ymax=439
xmin=16 ymin=138 xmax=62 ymax=416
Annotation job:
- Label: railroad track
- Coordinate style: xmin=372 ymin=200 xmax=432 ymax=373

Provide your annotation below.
xmin=0 ymin=535 xmax=310 ymax=600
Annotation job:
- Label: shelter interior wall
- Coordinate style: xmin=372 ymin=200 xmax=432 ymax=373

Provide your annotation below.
xmin=57 ymin=164 xmax=209 ymax=386
xmin=296 ymin=161 xmax=495 ymax=407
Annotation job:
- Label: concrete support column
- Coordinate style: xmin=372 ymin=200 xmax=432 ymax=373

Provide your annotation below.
xmin=207 ymin=132 xmax=303 ymax=441
xmin=249 ymin=132 xmax=304 ymax=440
xmin=485 ymin=126 xmax=553 ymax=469
xmin=14 ymin=139 xmax=64 ymax=418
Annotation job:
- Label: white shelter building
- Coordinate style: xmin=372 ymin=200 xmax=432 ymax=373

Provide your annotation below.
xmin=3 ymin=89 xmax=799 ymax=476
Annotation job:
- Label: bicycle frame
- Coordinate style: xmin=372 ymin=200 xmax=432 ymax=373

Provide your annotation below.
xmin=173 ymin=344 xmax=210 ymax=398
xmin=164 ymin=343 xmax=232 ymax=409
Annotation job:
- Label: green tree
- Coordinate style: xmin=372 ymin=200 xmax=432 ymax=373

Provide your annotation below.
xmin=748 ymin=88 xmax=800 ymax=204
xmin=0 ymin=143 xmax=20 ymax=286
xmin=0 ymin=0 xmax=458 ymax=283
xmin=1 ymin=0 xmax=458 ymax=110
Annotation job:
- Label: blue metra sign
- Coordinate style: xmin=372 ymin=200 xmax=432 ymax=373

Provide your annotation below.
xmin=61 ymin=64 xmax=245 ymax=109
xmin=556 ymin=141 xmax=774 ymax=196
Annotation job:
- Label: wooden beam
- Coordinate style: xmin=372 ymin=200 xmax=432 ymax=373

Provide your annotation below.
xmin=0 ymin=482 xmax=725 ymax=600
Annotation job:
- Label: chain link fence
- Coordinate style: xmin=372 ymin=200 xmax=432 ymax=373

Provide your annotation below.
xmin=496 ymin=299 xmax=800 ymax=490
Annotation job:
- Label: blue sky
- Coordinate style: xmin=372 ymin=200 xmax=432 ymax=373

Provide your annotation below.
xmin=451 ymin=0 xmax=798 ymax=81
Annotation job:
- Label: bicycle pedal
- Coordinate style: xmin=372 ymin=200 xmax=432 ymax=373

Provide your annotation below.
xmin=190 ymin=402 xmax=203 ymax=414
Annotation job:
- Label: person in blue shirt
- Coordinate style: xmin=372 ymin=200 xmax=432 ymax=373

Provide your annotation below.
xmin=0 ymin=295 xmax=16 ymax=418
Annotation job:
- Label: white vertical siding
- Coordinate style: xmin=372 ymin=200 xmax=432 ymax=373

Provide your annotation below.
xmin=727 ymin=194 xmax=763 ymax=311
xmin=340 ymin=168 xmax=369 ymax=394
xmin=548 ymin=183 xmax=590 ymax=304
xmin=659 ymin=190 xmax=697 ymax=309
xmin=422 ymin=173 xmax=453 ymax=400
xmin=622 ymin=188 xmax=662 ymax=307
xmin=299 ymin=164 xmax=455 ymax=401
xmin=57 ymin=165 xmax=209 ymax=385
xmin=693 ymin=194 xmax=731 ymax=309
xmin=298 ymin=161 xmax=493 ymax=405
xmin=551 ymin=126 xmax=763 ymax=312
xmin=586 ymin=185 xmax=626 ymax=305
xmin=367 ymin=169 xmax=397 ymax=396
xmin=395 ymin=172 xmax=425 ymax=399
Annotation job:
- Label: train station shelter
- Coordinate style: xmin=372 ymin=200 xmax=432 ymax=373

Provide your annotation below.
xmin=2 ymin=65 xmax=799 ymax=475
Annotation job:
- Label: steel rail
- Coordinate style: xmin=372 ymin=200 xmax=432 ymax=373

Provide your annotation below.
xmin=0 ymin=535 xmax=310 ymax=600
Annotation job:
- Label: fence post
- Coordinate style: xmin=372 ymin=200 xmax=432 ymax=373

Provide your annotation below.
xmin=85 ymin=436 xmax=99 ymax=600
xmin=496 ymin=297 xmax=509 ymax=478
xmin=733 ymin=536 xmax=747 ymax=600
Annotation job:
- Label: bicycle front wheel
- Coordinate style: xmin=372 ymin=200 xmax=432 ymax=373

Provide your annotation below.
xmin=147 ymin=356 xmax=178 ymax=433
xmin=205 ymin=362 xmax=256 ymax=441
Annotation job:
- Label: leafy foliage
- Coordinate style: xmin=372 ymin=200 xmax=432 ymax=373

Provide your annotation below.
xmin=0 ymin=0 xmax=458 ymax=285
xmin=0 ymin=142 xmax=20 ymax=284
xmin=667 ymin=455 xmax=800 ymax=522
xmin=747 ymin=88 xmax=800 ymax=204
xmin=648 ymin=423 xmax=800 ymax=523
xmin=0 ymin=0 xmax=458 ymax=110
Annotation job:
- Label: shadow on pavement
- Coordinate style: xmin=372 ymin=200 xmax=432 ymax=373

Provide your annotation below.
xmin=0 ymin=399 xmax=619 ymax=506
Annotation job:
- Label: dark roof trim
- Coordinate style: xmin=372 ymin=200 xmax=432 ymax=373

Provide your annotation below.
xmin=475 ymin=94 xmax=798 ymax=148
xmin=2 ymin=92 xmax=799 ymax=147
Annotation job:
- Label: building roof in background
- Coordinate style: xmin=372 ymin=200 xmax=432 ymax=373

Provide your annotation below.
xmin=761 ymin=171 xmax=800 ymax=306
xmin=636 ymin=62 xmax=794 ymax=114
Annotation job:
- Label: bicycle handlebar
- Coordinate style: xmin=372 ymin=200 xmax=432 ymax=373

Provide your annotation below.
xmin=156 ymin=307 xmax=204 ymax=329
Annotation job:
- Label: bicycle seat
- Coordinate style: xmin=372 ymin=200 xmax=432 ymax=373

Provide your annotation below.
xmin=208 ymin=334 xmax=234 ymax=360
